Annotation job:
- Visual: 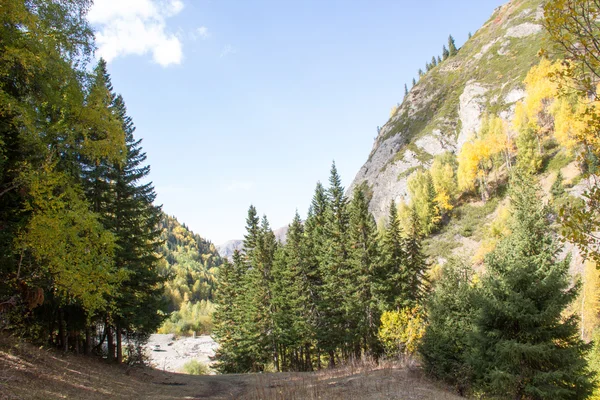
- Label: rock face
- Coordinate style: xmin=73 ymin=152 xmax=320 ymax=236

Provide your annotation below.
xmin=348 ymin=0 xmax=546 ymax=222
xmin=216 ymin=240 xmax=243 ymax=261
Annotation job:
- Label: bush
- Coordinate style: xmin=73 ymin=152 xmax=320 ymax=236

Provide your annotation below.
xmin=378 ymin=307 xmax=425 ymax=357
xmin=181 ymin=359 xmax=209 ymax=375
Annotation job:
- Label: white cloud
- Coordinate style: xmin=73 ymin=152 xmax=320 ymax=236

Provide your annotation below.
xmin=220 ymin=44 xmax=236 ymax=58
xmin=89 ymin=0 xmax=184 ymax=67
xmin=224 ymin=181 xmax=254 ymax=192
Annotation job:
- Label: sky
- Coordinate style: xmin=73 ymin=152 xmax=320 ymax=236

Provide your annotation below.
xmin=89 ymin=0 xmax=507 ymax=244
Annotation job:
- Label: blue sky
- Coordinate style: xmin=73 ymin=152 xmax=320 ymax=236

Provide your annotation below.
xmin=90 ymin=0 xmax=506 ymax=244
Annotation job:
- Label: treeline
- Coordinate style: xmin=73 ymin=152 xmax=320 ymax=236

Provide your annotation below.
xmin=212 ymin=164 xmax=429 ymax=373
xmin=0 ymin=1 xmax=165 ymax=363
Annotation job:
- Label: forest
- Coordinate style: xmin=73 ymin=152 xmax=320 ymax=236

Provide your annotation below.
xmin=2 ymin=0 xmax=600 ymax=399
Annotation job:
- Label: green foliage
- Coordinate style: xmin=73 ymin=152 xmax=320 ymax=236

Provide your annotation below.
xmin=181 ymin=359 xmax=209 ymax=375
xmin=420 ymin=258 xmax=476 ymax=395
xmin=470 ymin=173 xmax=593 ymax=399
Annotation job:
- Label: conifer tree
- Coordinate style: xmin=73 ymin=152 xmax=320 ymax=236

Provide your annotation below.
xmin=420 ymin=258 xmax=476 ymax=395
xmin=377 ymin=200 xmax=407 ymax=310
xmin=412 ymin=78 xmax=417 ymax=87
xmin=448 ymin=35 xmax=458 ymax=56
xmin=213 ymin=251 xmax=253 ymax=373
xmin=442 ymin=45 xmax=450 ymax=60
xmin=401 ymin=209 xmax=428 ymax=308
xmin=470 ymin=173 xmax=593 ymax=399
xmin=320 ymin=162 xmax=350 ymax=367
xmin=431 ymin=56 xmax=437 ymax=67
xmin=437 ymin=55 xmax=442 ymax=64
xmin=404 ymin=84 xmax=409 ymax=97
xmin=418 ymin=68 xmax=424 ymax=77
xmin=348 ymin=186 xmax=381 ymax=356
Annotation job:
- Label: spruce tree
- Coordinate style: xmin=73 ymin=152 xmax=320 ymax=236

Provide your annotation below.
xmin=420 ymin=258 xmax=476 ymax=395
xmin=437 ymin=55 xmax=442 ymax=64
xmin=404 ymin=84 xmax=409 ymax=97
xmin=377 ymin=200 xmax=406 ymax=310
xmin=431 ymin=56 xmax=437 ymax=67
xmin=320 ymin=162 xmax=350 ymax=367
xmin=470 ymin=173 xmax=593 ymax=399
xmin=448 ymin=35 xmax=458 ymax=56
xmin=213 ymin=251 xmax=254 ymax=373
xmin=348 ymin=186 xmax=381 ymax=356
xmin=401 ymin=208 xmax=428 ymax=308
xmin=108 ymin=93 xmax=165 ymax=361
xmin=442 ymin=45 xmax=450 ymax=60
xmin=412 ymin=78 xmax=417 ymax=87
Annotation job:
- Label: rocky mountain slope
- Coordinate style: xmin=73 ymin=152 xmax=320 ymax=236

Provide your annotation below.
xmin=217 ymin=225 xmax=289 ymax=260
xmin=348 ymin=0 xmax=546 ymax=221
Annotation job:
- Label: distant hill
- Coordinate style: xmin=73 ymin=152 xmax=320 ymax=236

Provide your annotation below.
xmin=216 ymin=225 xmax=289 ymax=261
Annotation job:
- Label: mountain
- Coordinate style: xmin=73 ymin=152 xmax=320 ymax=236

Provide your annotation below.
xmin=158 ymin=214 xmax=222 ymax=311
xmin=348 ymin=0 xmax=545 ymax=221
xmin=216 ymin=225 xmax=289 ymax=261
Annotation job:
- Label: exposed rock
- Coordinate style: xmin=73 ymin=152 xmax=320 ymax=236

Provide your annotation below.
xmin=457 ymin=82 xmax=488 ymax=151
xmin=504 ymin=88 xmax=526 ymax=104
xmin=505 ymin=22 xmax=542 ymax=38
xmin=416 ymin=133 xmax=447 ymax=156
xmin=216 ymin=240 xmax=242 ymax=261
xmin=474 ymin=39 xmax=498 ymax=60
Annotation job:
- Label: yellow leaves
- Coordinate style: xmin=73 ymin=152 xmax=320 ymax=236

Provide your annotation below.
xmin=378 ymin=307 xmax=426 ymax=356
xmin=390 ymin=105 xmax=399 ymax=118
xmin=458 ymin=115 xmax=509 ymax=196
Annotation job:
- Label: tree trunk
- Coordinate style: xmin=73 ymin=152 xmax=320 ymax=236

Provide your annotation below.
xmin=328 ymin=350 xmax=335 ymax=369
xmin=84 ymin=327 xmax=91 ymax=355
xmin=116 ymin=324 xmax=123 ymax=364
xmin=59 ymin=309 xmax=68 ymax=352
xmin=106 ymin=323 xmax=114 ymax=362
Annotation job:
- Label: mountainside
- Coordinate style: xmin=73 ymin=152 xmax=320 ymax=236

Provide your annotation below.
xmin=348 ymin=0 xmax=546 ymax=221
xmin=158 ymin=214 xmax=222 ymax=311
xmin=217 ymin=225 xmax=289 ymax=260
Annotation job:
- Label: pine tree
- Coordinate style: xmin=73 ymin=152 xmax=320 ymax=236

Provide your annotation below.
xmin=304 ymin=182 xmax=329 ymax=368
xmin=348 ymin=186 xmax=381 ymax=356
xmin=213 ymin=251 xmax=254 ymax=373
xmin=377 ymin=200 xmax=406 ymax=310
xmin=551 ymin=170 xmax=565 ymax=199
xmin=319 ymin=162 xmax=350 ymax=367
xmin=448 ymin=35 xmax=458 ymax=56
xmin=418 ymin=68 xmax=424 ymax=77
xmin=470 ymin=173 xmax=594 ymax=399
xmin=108 ymin=93 xmax=165 ymax=362
xmin=420 ymin=258 xmax=476 ymax=395
xmin=437 ymin=55 xmax=442 ymax=64
xmin=404 ymin=84 xmax=409 ymax=97
xmin=431 ymin=56 xmax=437 ymax=67
xmin=401 ymin=209 xmax=428 ymax=308
xmin=412 ymin=78 xmax=417 ymax=87
xmin=442 ymin=45 xmax=450 ymax=60
xmin=468 ymin=32 xmax=472 ymax=39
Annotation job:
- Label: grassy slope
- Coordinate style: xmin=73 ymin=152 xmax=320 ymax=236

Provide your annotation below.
xmin=0 ymin=333 xmax=461 ymax=400
xmin=372 ymin=0 xmax=545 ymax=169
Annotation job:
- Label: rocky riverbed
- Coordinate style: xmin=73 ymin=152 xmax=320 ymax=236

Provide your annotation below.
xmin=145 ymin=333 xmax=218 ymax=373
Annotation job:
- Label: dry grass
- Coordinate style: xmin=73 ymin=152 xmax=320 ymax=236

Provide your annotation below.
xmin=0 ymin=333 xmax=461 ymax=399
xmin=241 ymin=356 xmax=463 ymax=400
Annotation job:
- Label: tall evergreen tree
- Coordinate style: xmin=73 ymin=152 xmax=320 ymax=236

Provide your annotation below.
xmin=319 ymin=162 xmax=350 ymax=367
xmin=420 ymin=258 xmax=476 ymax=395
xmin=470 ymin=173 xmax=593 ymax=399
xmin=442 ymin=45 xmax=450 ymax=60
xmin=401 ymin=209 xmax=428 ymax=308
xmin=377 ymin=200 xmax=406 ymax=310
xmin=448 ymin=35 xmax=458 ymax=56
xmin=348 ymin=186 xmax=381 ymax=356
xmin=404 ymin=84 xmax=409 ymax=97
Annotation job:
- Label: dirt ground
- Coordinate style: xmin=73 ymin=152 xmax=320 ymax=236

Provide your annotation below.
xmin=0 ymin=334 xmax=461 ymax=400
